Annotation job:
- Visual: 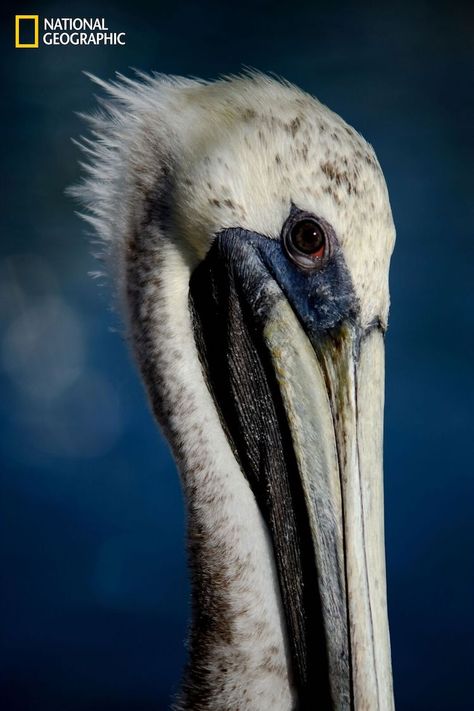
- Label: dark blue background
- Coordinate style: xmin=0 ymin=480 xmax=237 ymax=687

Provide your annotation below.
xmin=1 ymin=1 xmax=473 ymax=709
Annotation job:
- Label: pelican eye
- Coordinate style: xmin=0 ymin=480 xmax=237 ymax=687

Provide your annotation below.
xmin=283 ymin=217 xmax=328 ymax=270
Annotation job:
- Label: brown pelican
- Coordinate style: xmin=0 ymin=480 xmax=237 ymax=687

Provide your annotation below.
xmin=73 ymin=72 xmax=395 ymax=710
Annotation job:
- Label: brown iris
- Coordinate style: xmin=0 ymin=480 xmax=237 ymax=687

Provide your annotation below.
xmin=283 ymin=217 xmax=328 ymax=269
xmin=290 ymin=220 xmax=325 ymax=257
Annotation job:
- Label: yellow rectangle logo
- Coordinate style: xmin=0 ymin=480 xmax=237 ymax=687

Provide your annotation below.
xmin=15 ymin=15 xmax=39 ymax=48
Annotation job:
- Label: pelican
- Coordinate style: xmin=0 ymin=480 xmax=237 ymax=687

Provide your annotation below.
xmin=73 ymin=72 xmax=395 ymax=710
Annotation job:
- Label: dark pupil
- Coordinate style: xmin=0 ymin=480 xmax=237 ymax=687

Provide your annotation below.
xmin=291 ymin=220 xmax=324 ymax=254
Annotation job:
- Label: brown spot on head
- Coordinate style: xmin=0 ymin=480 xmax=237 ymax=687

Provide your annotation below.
xmin=365 ymin=153 xmax=377 ymax=169
xmin=299 ymin=144 xmax=309 ymax=162
xmin=289 ymin=116 xmax=302 ymax=137
xmin=242 ymin=107 xmax=257 ymax=121
xmin=322 ymin=185 xmax=342 ymax=205
xmin=321 ymin=160 xmax=337 ymax=181
xmin=321 ymin=160 xmax=360 ymax=196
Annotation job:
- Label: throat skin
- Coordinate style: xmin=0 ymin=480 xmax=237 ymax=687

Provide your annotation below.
xmin=125 ymin=230 xmax=296 ymax=711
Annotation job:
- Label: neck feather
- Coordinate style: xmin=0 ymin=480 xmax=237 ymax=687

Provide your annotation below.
xmin=125 ymin=223 xmax=295 ymax=710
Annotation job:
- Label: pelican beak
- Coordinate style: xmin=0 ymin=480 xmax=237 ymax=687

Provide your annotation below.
xmin=190 ymin=228 xmax=394 ymax=710
xmin=266 ymin=301 xmax=394 ymax=710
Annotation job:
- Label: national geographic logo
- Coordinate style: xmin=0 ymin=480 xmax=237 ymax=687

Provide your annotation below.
xmin=15 ymin=15 xmax=126 ymax=48
xmin=15 ymin=15 xmax=39 ymax=48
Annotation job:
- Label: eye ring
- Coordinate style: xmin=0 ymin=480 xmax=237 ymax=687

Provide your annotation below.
xmin=282 ymin=214 xmax=330 ymax=270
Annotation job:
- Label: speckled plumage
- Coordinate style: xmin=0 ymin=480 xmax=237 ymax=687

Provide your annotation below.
xmin=72 ymin=72 xmax=395 ymax=710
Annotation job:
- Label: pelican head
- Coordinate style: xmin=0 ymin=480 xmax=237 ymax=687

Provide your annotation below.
xmin=74 ymin=72 xmax=395 ymax=710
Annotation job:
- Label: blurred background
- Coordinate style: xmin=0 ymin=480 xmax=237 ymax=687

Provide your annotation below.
xmin=1 ymin=1 xmax=473 ymax=709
